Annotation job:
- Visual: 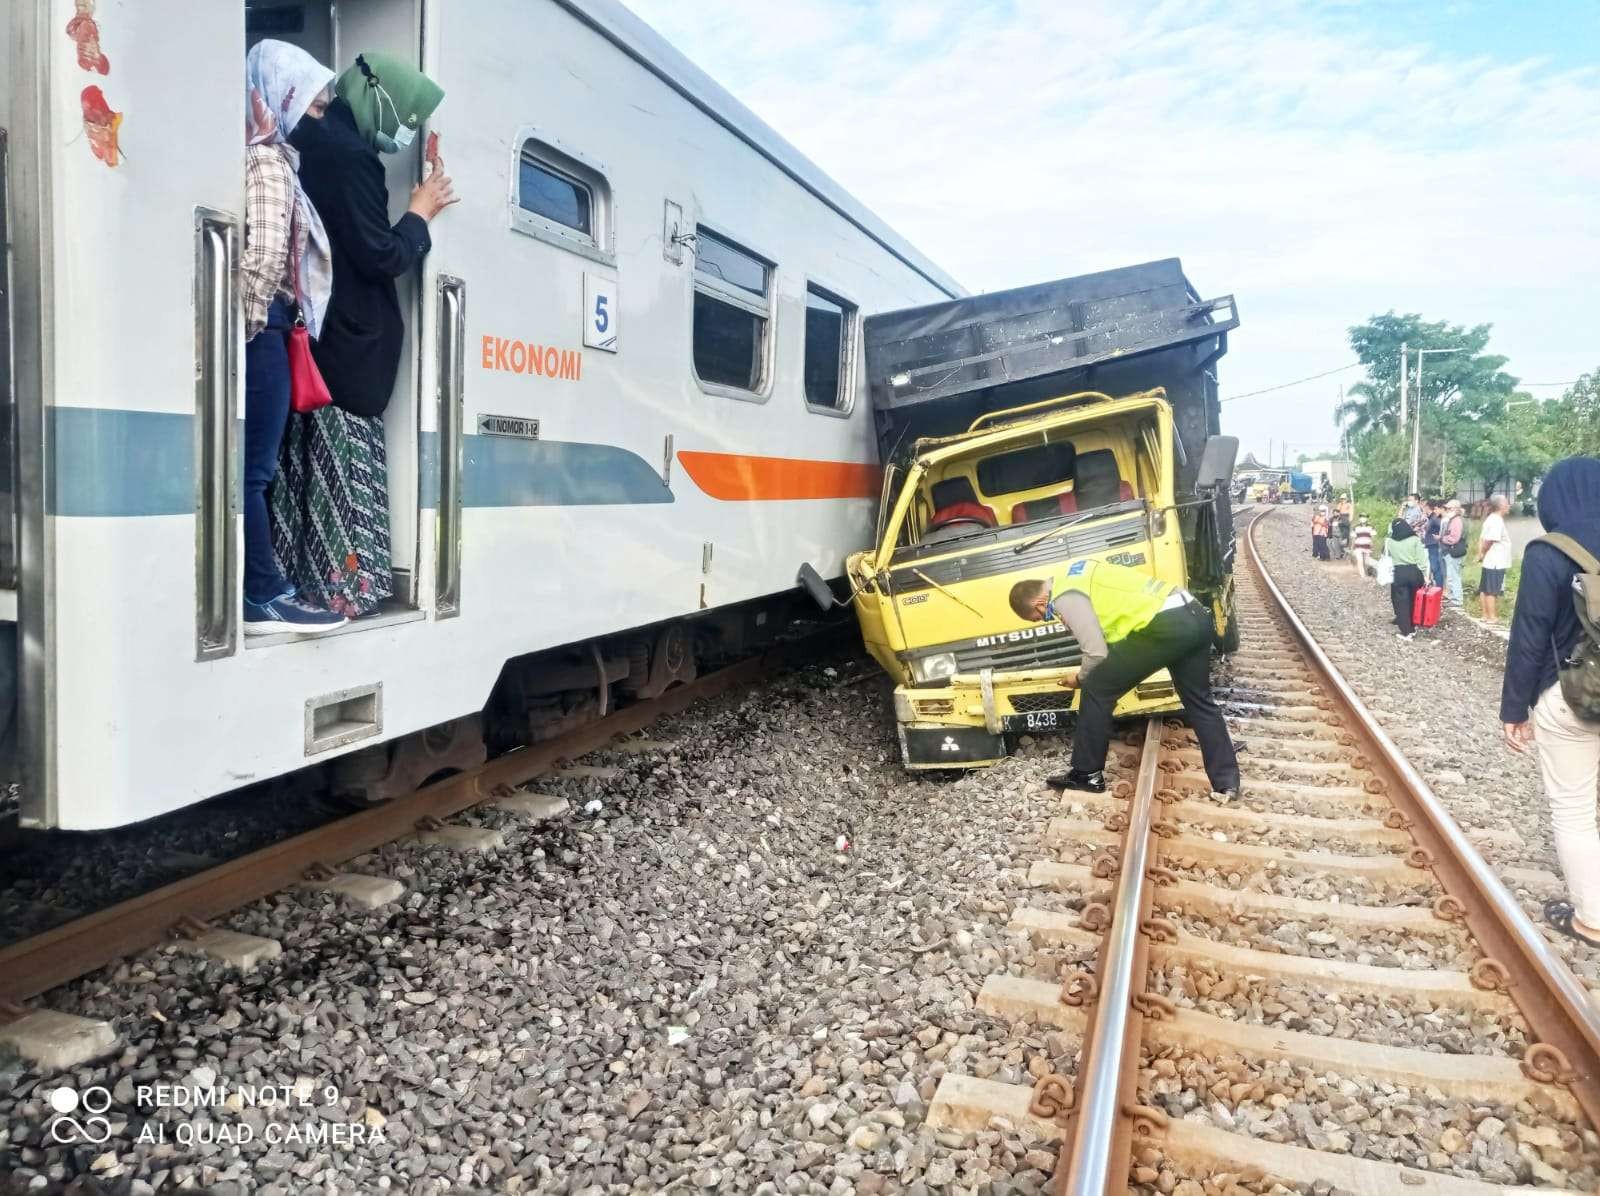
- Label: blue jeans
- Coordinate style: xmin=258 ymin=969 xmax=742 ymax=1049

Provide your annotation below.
xmin=1443 ymin=553 xmax=1464 ymax=605
xmin=1426 ymin=544 xmax=1443 ymax=588
xmin=244 ymin=299 xmax=292 ymax=604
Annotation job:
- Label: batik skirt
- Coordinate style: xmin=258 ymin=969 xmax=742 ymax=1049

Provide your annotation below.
xmin=270 ymin=406 xmax=392 ymax=618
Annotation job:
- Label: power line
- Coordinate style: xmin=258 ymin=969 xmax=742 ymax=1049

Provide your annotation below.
xmin=1220 ymin=362 xmax=1362 ymax=403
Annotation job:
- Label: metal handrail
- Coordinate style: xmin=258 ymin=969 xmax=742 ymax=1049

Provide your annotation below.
xmin=192 ymin=209 xmax=239 ymax=661
xmin=1060 ymin=716 xmax=1162 ymax=1194
xmin=435 ymin=276 xmax=466 ymax=619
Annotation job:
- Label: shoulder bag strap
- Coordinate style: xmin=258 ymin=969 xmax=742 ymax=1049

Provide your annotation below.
xmin=1536 ymin=533 xmax=1600 ymax=575
xmin=1537 ymin=533 xmax=1600 ymax=640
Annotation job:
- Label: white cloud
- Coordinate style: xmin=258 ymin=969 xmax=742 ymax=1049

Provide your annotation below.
xmin=625 ymin=0 xmax=1600 ymax=462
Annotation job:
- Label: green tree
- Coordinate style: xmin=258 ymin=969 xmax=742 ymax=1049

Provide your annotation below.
xmin=1336 ymin=313 xmax=1519 ymax=438
xmin=1351 ymin=429 xmax=1412 ymax=501
xmin=1451 ymin=398 xmax=1559 ymax=495
xmin=1547 ymin=368 xmax=1600 ymax=458
xmin=1338 ymin=312 xmax=1524 ymax=495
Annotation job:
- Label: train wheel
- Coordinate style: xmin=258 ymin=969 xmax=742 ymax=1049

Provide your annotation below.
xmin=329 ymin=715 xmax=487 ymax=807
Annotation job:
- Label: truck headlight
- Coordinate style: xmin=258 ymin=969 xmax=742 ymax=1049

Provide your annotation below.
xmin=911 ymin=653 xmax=958 ymax=684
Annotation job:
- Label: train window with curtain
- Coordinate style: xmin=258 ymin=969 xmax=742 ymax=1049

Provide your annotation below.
xmin=511 ymin=136 xmax=611 ymax=261
xmin=803 ymin=285 xmax=856 ymax=414
xmin=692 ymin=229 xmax=772 ymax=395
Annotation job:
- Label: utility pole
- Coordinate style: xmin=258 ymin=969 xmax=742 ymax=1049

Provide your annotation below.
xmin=1410 ymin=346 xmax=1469 ymax=495
xmin=1410 ymin=381 xmax=1423 ymax=495
xmin=1398 ymin=342 xmax=1408 ymax=433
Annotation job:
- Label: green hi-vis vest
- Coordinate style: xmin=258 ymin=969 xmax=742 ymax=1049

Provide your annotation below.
xmin=1051 ymin=559 xmax=1176 ymax=644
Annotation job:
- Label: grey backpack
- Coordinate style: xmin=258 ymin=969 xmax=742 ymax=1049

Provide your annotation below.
xmin=1534 ymin=533 xmax=1600 ymax=722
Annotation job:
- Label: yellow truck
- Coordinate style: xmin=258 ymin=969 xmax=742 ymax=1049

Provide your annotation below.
xmin=799 ymin=259 xmax=1240 ymax=768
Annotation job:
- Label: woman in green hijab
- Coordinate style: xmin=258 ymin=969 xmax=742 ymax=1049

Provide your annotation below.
xmin=273 ymin=52 xmax=456 ymax=619
xmin=335 ymin=51 xmax=446 ymax=154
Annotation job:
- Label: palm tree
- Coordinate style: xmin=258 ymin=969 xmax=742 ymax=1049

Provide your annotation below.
xmin=1335 ymin=381 xmax=1395 ymax=438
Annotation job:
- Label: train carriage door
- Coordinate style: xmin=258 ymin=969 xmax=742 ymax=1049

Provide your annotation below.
xmin=251 ymin=0 xmax=427 ymax=616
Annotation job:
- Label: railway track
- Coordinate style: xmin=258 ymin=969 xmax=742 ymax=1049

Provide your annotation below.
xmin=0 ymin=627 xmax=845 ymax=1019
xmin=928 ymin=508 xmax=1600 ymax=1195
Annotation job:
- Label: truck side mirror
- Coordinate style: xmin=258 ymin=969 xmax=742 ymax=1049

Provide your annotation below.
xmin=796 ymin=563 xmax=838 ymax=612
xmin=1196 ymin=435 xmax=1239 ymax=489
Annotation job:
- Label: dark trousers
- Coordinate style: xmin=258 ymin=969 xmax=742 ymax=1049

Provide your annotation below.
xmin=1391 ymin=563 xmax=1425 ymax=634
xmin=244 ymin=300 xmax=292 ymax=604
xmin=1070 ymin=602 xmax=1240 ymax=792
xmin=1426 ymin=544 xmax=1443 ymax=587
xmin=1312 ymin=535 xmax=1329 ymax=560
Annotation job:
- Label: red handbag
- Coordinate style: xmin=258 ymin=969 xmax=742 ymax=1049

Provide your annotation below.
xmin=286 ymin=207 xmax=332 ymax=415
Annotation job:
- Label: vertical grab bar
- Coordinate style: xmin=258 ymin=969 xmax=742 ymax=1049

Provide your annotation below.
xmin=193 ymin=209 xmax=240 ymax=661
xmin=435 ymin=275 xmax=466 ymax=619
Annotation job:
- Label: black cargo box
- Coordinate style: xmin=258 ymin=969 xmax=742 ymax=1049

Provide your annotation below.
xmin=864 ymin=258 xmax=1237 ymax=495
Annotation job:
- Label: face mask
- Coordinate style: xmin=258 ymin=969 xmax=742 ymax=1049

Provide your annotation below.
xmin=361 ymin=68 xmax=414 ymax=155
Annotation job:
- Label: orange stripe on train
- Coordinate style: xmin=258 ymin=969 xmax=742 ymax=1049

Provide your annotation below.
xmin=676 ymin=451 xmax=881 ymax=501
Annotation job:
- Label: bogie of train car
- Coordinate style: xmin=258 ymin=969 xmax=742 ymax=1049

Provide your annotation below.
xmin=0 ymin=0 xmax=960 ymax=828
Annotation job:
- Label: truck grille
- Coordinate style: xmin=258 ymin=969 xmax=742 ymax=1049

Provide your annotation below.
xmin=1009 ymin=691 xmax=1072 ymax=713
xmin=887 ymin=511 xmax=1147 ymax=594
xmin=952 ymin=635 xmax=1083 ymax=673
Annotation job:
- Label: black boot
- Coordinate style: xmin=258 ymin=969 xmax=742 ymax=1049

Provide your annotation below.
xmin=1045 ymin=769 xmax=1105 ymax=793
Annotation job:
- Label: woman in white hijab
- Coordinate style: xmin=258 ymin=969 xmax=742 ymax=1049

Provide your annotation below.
xmin=240 ymin=39 xmax=345 ymax=635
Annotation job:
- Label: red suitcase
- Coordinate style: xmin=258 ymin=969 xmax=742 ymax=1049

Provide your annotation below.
xmin=1413 ymin=584 xmax=1443 ymax=629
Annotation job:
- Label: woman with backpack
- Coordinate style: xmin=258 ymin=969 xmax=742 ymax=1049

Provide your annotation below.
xmin=1502 ymin=456 xmax=1600 ymax=948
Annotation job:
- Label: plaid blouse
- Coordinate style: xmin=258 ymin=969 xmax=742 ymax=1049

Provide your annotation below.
xmin=242 ymin=143 xmax=308 ymax=339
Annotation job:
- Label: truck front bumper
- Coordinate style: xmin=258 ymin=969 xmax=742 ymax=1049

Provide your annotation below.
xmin=898 ymin=723 xmax=1008 ymax=768
xmin=892 ymin=667 xmax=1181 ymax=770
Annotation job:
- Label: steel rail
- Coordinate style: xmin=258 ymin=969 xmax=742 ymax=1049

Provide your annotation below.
xmin=0 ymin=629 xmax=846 ymax=1007
xmin=1246 ymin=508 xmax=1600 ymax=1125
xmin=1058 ymin=717 xmax=1163 ymax=1194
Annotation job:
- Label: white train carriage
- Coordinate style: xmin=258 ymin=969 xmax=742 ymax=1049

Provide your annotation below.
xmin=0 ymin=0 xmax=961 ymax=830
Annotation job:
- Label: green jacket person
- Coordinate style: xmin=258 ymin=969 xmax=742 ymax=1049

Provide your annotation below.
xmin=1009 ymin=560 xmax=1240 ymax=798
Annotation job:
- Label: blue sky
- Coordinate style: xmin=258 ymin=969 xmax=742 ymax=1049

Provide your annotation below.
xmin=625 ymin=0 xmax=1599 ymax=465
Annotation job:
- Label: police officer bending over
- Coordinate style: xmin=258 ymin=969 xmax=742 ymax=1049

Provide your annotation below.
xmin=1009 ymin=560 xmax=1240 ymax=799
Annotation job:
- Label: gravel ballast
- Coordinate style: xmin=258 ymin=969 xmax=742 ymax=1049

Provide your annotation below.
xmin=1248 ymin=507 xmax=1600 ymax=986
xmin=0 ymin=655 xmax=1073 ymax=1194
xmin=5 ymin=509 xmax=1593 ymax=1194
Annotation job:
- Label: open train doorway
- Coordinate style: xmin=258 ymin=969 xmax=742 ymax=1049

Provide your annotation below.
xmin=244 ymin=0 xmax=432 ymax=630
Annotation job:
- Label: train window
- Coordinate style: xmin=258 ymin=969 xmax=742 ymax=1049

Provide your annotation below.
xmin=693 ymin=229 xmax=771 ymax=395
xmin=803 ymin=285 xmax=856 ymax=414
xmin=520 ymin=155 xmax=591 ymax=236
xmin=510 ymin=136 xmax=612 ymax=263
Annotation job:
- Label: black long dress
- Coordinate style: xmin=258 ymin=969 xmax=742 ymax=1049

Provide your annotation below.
xmin=267 ymin=98 xmax=430 ymax=616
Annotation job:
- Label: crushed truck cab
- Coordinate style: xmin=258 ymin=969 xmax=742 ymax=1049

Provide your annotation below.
xmin=817 ymin=258 xmax=1241 ymax=770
